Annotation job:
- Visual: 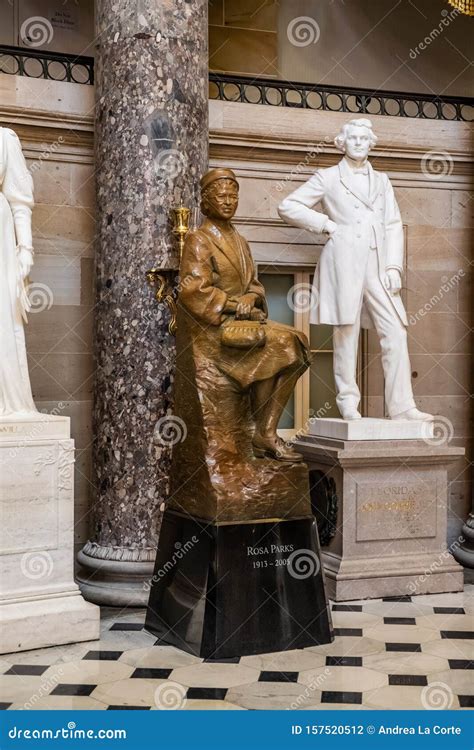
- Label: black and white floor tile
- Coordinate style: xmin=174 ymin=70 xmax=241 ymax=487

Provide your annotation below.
xmin=1 ymin=586 xmax=472 ymax=711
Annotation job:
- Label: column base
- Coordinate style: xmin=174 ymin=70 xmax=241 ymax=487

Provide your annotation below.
xmin=452 ymin=513 xmax=474 ymax=569
xmin=0 ymin=590 xmax=99 ymax=655
xmin=77 ymin=543 xmax=155 ymax=607
xmin=145 ymin=510 xmax=333 ymax=658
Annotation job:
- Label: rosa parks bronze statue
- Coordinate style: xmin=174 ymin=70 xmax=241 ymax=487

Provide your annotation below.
xmin=145 ymin=169 xmax=332 ymax=658
xmin=179 ymin=170 xmax=310 ymax=454
xmin=165 ymin=168 xmax=317 ymax=523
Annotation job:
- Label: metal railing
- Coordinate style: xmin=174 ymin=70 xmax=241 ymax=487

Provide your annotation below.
xmin=209 ymin=72 xmax=473 ymax=122
xmin=1 ymin=46 xmax=472 ymax=122
xmin=0 ymin=45 xmax=94 ymax=85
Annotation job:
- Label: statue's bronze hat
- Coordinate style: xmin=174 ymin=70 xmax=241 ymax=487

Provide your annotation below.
xmin=200 ymin=168 xmax=238 ymax=192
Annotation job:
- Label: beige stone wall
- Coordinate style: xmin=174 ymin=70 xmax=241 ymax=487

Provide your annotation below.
xmin=0 ymin=74 xmax=95 ymax=558
xmin=209 ymin=0 xmax=278 ymax=76
xmin=209 ymin=99 xmax=473 ymax=546
xmin=2 ymin=72 xmax=471 ymax=556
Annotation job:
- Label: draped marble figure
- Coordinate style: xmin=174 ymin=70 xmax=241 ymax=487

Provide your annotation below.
xmin=0 ymin=127 xmax=36 ymax=415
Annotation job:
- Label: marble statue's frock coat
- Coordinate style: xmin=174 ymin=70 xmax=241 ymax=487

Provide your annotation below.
xmin=178 ymin=218 xmax=310 ymax=389
xmin=0 ymin=128 xmax=36 ymax=415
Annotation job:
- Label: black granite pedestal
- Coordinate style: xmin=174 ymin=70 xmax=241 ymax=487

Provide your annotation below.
xmin=145 ymin=510 xmax=333 ymax=658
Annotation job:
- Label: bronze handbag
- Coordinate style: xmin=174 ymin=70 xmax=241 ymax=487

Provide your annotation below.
xmin=220 ymin=317 xmax=267 ymax=349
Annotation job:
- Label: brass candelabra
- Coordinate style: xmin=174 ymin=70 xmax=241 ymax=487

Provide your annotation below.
xmin=172 ymin=206 xmax=191 ymax=260
xmin=146 ymin=204 xmax=191 ymax=335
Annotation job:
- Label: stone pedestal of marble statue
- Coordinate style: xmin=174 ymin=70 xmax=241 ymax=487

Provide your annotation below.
xmin=309 ymin=417 xmax=434 ymax=441
xmin=294 ymin=423 xmax=464 ymax=602
xmin=0 ymin=415 xmax=100 ymax=654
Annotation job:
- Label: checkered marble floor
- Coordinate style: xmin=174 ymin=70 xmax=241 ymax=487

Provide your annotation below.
xmin=1 ymin=586 xmax=473 ymax=711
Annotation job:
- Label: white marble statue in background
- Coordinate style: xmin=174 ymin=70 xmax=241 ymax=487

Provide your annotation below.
xmin=0 ymin=127 xmax=36 ymax=415
xmin=278 ymin=118 xmax=433 ymax=422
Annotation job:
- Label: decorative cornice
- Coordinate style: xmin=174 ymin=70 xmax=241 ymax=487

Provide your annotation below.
xmin=1 ymin=83 xmax=471 ymax=178
xmin=209 ymin=131 xmax=473 ymax=176
xmin=0 ymin=107 xmax=93 ymax=150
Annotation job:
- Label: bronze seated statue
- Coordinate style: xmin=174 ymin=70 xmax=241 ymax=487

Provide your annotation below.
xmin=168 ymin=168 xmax=313 ymax=523
xmin=145 ymin=169 xmax=333 ymax=656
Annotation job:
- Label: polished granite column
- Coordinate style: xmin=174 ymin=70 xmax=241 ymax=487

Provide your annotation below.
xmin=77 ymin=0 xmax=208 ymax=605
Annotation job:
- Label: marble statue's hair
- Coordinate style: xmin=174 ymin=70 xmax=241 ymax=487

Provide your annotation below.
xmin=334 ymin=118 xmax=377 ymax=152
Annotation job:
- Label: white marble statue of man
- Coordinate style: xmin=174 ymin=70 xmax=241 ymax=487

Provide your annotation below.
xmin=0 ymin=127 xmax=37 ymax=415
xmin=278 ymin=117 xmax=433 ymax=422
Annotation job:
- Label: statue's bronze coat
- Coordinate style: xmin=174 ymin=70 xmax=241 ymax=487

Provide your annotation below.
xmin=179 ymin=218 xmax=310 ymax=389
xmin=167 ymin=171 xmax=313 ymax=523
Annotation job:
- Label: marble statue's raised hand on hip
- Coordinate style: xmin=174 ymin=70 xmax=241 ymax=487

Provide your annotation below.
xmin=278 ymin=117 xmax=433 ymax=422
xmin=0 ymin=128 xmax=36 ymax=415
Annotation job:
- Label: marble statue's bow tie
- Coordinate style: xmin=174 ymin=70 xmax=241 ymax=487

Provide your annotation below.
xmin=352 ymin=167 xmax=369 ymax=175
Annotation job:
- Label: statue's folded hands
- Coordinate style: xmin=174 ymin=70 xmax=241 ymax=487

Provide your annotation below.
xmin=234 ymin=291 xmax=259 ymax=319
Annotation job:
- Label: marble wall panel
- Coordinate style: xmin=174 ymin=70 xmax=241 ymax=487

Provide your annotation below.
xmin=32 ymin=204 xmax=95 ymax=246
xmin=224 ymin=0 xmax=277 ymax=30
xmin=29 ymin=256 xmax=82 ymax=307
xmin=366 ymin=396 xmax=385 ymax=419
xmin=209 ymin=26 xmax=278 ymax=76
xmin=235 ymin=219 xmax=319 ymax=247
xmin=457 ymin=270 xmax=472 ymax=314
xmin=209 ymin=0 xmax=277 ymax=76
xmin=0 ymin=72 xmax=94 ymax=117
xmin=27 ymin=352 xmax=94 ymax=402
xmin=406 ymin=269 xmax=462 ymax=314
xmin=395 ymin=187 xmax=452 ymax=228
xmin=235 ymin=175 xmax=282 ymax=220
xmin=209 ymin=0 xmax=224 ymax=25
xmin=29 ymin=161 xmax=73 ymax=206
xmin=69 ymin=164 xmax=96 ymax=208
xmin=25 ymin=307 xmax=93 ymax=354
xmin=209 ymin=100 xmax=472 ymax=157
xmin=407 ymin=314 xmax=471 ymax=355
xmin=451 ymin=190 xmax=474 ymax=228
xmin=410 ymin=354 xmax=471 ymax=397
xmin=411 ymin=396 xmax=473 ymax=439
xmin=32 ymin=236 xmax=94 ymax=259
xmin=408 ymin=227 xmax=471 ymax=272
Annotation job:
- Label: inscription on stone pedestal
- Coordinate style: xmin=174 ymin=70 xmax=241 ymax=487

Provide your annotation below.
xmin=356 ymin=481 xmax=438 ymax=542
xmin=246 ymin=543 xmax=295 ymax=570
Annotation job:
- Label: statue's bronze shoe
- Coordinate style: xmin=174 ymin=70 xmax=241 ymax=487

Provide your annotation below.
xmin=252 ymin=435 xmax=303 ymax=462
